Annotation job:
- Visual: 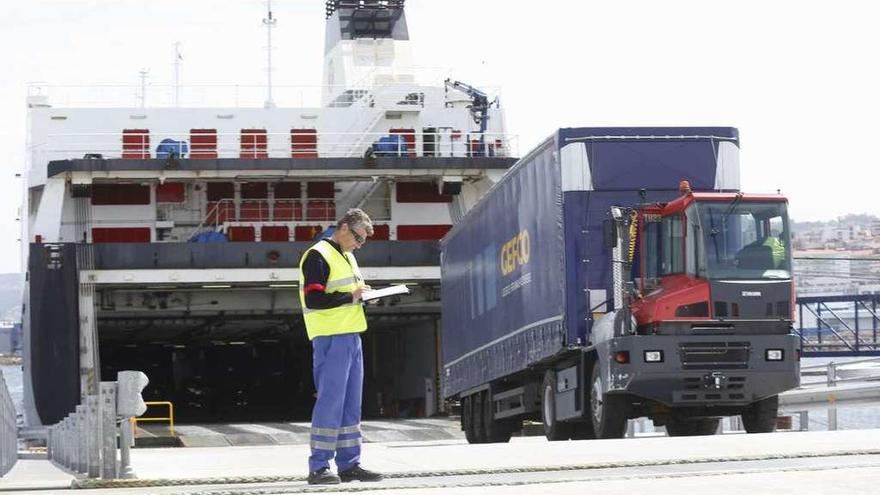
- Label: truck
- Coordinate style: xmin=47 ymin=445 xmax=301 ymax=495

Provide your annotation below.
xmin=440 ymin=127 xmax=800 ymax=442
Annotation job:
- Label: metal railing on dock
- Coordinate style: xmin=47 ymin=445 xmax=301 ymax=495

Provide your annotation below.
xmin=0 ymin=371 xmax=17 ymax=477
xmin=780 ymin=356 xmax=880 ymax=430
xmin=133 ymin=401 xmax=175 ymax=437
xmin=45 ymin=371 xmax=149 ymax=480
xmin=795 ymin=294 xmax=880 ymax=357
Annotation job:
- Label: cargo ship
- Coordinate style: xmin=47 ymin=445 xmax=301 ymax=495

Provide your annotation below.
xmin=21 ymin=0 xmax=516 ymax=426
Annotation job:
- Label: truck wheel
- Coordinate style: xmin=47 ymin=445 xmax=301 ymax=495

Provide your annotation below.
xmin=741 ymin=395 xmax=779 ymax=433
xmin=589 ymin=361 xmax=628 ymax=439
xmin=665 ymin=417 xmax=720 ymax=436
xmin=569 ymin=421 xmax=596 ymax=440
xmin=471 ymin=391 xmax=487 ymax=442
xmin=542 ymin=371 xmax=573 ymax=441
xmin=462 ymin=395 xmax=478 ymax=443
xmin=482 ymin=390 xmax=513 ymax=443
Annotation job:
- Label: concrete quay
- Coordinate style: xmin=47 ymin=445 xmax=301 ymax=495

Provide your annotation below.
xmin=2 ymin=429 xmax=880 ymax=494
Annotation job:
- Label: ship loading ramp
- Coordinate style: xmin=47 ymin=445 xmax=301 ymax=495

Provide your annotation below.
xmin=27 ymin=241 xmax=444 ymax=425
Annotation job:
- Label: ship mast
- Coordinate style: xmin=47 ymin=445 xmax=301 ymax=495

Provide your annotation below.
xmin=262 ymin=1 xmax=277 ymax=108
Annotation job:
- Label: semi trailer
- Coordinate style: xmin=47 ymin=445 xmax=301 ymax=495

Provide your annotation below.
xmin=440 ymin=127 xmax=799 ymax=442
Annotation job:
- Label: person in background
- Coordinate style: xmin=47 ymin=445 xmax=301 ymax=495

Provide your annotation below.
xmin=298 ymin=208 xmax=383 ymax=485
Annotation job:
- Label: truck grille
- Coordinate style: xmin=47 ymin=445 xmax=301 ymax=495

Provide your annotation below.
xmin=679 ymin=342 xmax=750 ymax=370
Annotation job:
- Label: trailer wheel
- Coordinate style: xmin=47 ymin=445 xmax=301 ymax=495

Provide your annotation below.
xmin=665 ymin=417 xmax=720 ymax=436
xmin=461 ymin=395 xmax=478 ymax=444
xmin=482 ymin=390 xmax=513 ymax=443
xmin=541 ymin=371 xmax=573 ymax=441
xmin=589 ymin=361 xmax=628 ymax=439
xmin=741 ymin=395 xmax=779 ymax=433
xmin=471 ymin=391 xmax=487 ymax=442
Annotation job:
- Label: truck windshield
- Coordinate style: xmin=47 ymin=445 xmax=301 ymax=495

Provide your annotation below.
xmin=694 ymin=200 xmax=791 ymax=280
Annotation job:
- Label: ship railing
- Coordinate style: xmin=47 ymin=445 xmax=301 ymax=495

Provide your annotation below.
xmin=32 ymin=130 xmax=518 ymax=163
xmin=183 ymin=196 xmax=391 ymax=242
xmin=26 ymin=73 xmax=495 ymax=109
xmin=45 ymin=373 xmax=148 ymax=480
xmin=0 ymin=371 xmax=17 ymax=477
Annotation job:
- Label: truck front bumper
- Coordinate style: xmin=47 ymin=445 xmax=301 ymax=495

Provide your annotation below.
xmin=603 ymin=334 xmax=800 ymax=406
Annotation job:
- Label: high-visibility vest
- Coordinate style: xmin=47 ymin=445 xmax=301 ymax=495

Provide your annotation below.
xmin=298 ymin=239 xmax=367 ymax=340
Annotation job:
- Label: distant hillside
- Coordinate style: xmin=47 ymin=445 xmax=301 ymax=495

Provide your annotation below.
xmin=791 ymin=214 xmax=879 ymax=233
xmin=0 ymin=273 xmax=24 ymax=322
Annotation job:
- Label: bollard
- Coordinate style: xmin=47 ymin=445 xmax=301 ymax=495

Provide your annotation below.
xmin=119 ymin=417 xmax=136 ymax=479
xmin=87 ymin=395 xmax=101 ymax=478
xmin=46 ymin=425 xmax=53 ymax=462
xmin=80 ymin=406 xmax=89 ymax=474
xmin=62 ymin=417 xmax=70 ymax=470
xmin=827 ymin=362 xmax=838 ymax=431
xmin=100 ymin=382 xmax=118 ymax=479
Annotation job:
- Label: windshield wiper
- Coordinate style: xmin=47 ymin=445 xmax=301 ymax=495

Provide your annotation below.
xmin=709 ymin=192 xmax=744 ymax=237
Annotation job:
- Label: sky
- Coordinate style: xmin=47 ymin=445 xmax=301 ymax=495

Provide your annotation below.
xmin=1 ymin=0 xmax=879 ymax=273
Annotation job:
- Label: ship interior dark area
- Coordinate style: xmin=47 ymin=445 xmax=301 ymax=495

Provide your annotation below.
xmin=97 ymin=310 xmax=439 ymax=424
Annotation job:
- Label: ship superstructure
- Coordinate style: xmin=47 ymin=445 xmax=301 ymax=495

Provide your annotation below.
xmin=22 ymin=1 xmax=517 ymax=426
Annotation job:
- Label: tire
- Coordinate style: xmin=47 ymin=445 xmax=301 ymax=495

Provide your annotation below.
xmin=542 ymin=371 xmax=573 ymax=441
xmin=665 ymin=417 xmax=720 ymax=437
xmin=462 ymin=395 xmax=478 ymax=444
xmin=482 ymin=390 xmax=513 ymax=443
xmin=589 ymin=361 xmax=628 ymax=439
xmin=741 ymin=395 xmax=779 ymax=433
xmin=471 ymin=390 xmax=487 ymax=442
xmin=569 ymin=420 xmax=596 ymax=440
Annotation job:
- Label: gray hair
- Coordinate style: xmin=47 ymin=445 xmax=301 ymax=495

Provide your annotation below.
xmin=337 ymin=208 xmax=374 ymax=236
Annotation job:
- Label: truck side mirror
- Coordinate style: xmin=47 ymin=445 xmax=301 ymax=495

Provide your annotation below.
xmin=603 ymin=219 xmax=617 ymax=249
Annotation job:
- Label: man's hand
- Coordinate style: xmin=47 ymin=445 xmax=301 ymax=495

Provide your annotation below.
xmin=351 ymin=287 xmax=364 ymax=302
xmin=351 ymin=285 xmax=372 ymax=303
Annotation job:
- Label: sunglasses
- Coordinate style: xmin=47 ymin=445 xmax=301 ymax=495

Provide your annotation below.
xmin=348 ymin=224 xmax=367 ymax=244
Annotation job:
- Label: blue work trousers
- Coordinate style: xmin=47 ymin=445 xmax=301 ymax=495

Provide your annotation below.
xmin=308 ymin=333 xmax=363 ymax=473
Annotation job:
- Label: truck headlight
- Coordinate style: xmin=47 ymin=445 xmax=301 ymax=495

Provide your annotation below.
xmin=644 ymin=350 xmax=664 ymax=363
xmin=765 ymin=349 xmax=784 ymax=361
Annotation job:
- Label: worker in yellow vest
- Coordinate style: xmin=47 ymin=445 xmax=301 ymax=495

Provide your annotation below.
xmin=299 ymin=208 xmax=383 ymax=485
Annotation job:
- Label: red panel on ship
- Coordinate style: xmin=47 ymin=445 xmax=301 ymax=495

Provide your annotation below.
xmin=206 ymin=202 xmax=235 ymax=224
xmin=295 ymin=225 xmax=323 ymax=241
xmin=261 ymin=226 xmax=290 ymax=242
xmin=273 ymin=200 xmax=303 ymax=221
xmin=371 ymin=224 xmax=390 ymax=240
xmin=190 ymin=129 xmax=218 ymax=159
xmin=291 ymin=129 xmax=318 ymax=158
xmin=307 ymin=181 xmax=334 ymax=198
xmin=92 ymin=227 xmax=151 ymax=243
xmin=122 ymin=129 xmax=150 ymax=159
xmin=396 ymin=225 xmax=452 ymax=240
xmin=390 ymin=128 xmax=416 ymax=157
xmin=227 ymin=226 xmax=256 ymax=242
xmin=274 ymin=182 xmax=301 ymax=198
xmin=395 ymin=182 xmax=452 ymax=203
xmin=240 ymin=129 xmax=268 ymax=158
xmin=156 ymin=182 xmax=185 ymax=203
xmin=91 ymin=184 xmax=151 ymax=205
xmin=206 ymin=182 xmax=234 ymax=201
xmin=305 ymin=181 xmax=335 ymax=220
xmin=240 ymin=200 xmax=269 ymax=221
xmin=306 ymin=201 xmax=335 ymax=221
xmin=241 ymin=182 xmax=268 ymax=199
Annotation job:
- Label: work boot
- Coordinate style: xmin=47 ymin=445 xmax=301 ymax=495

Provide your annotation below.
xmin=307 ymin=467 xmax=341 ymax=485
xmin=338 ymin=464 xmax=384 ymax=482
